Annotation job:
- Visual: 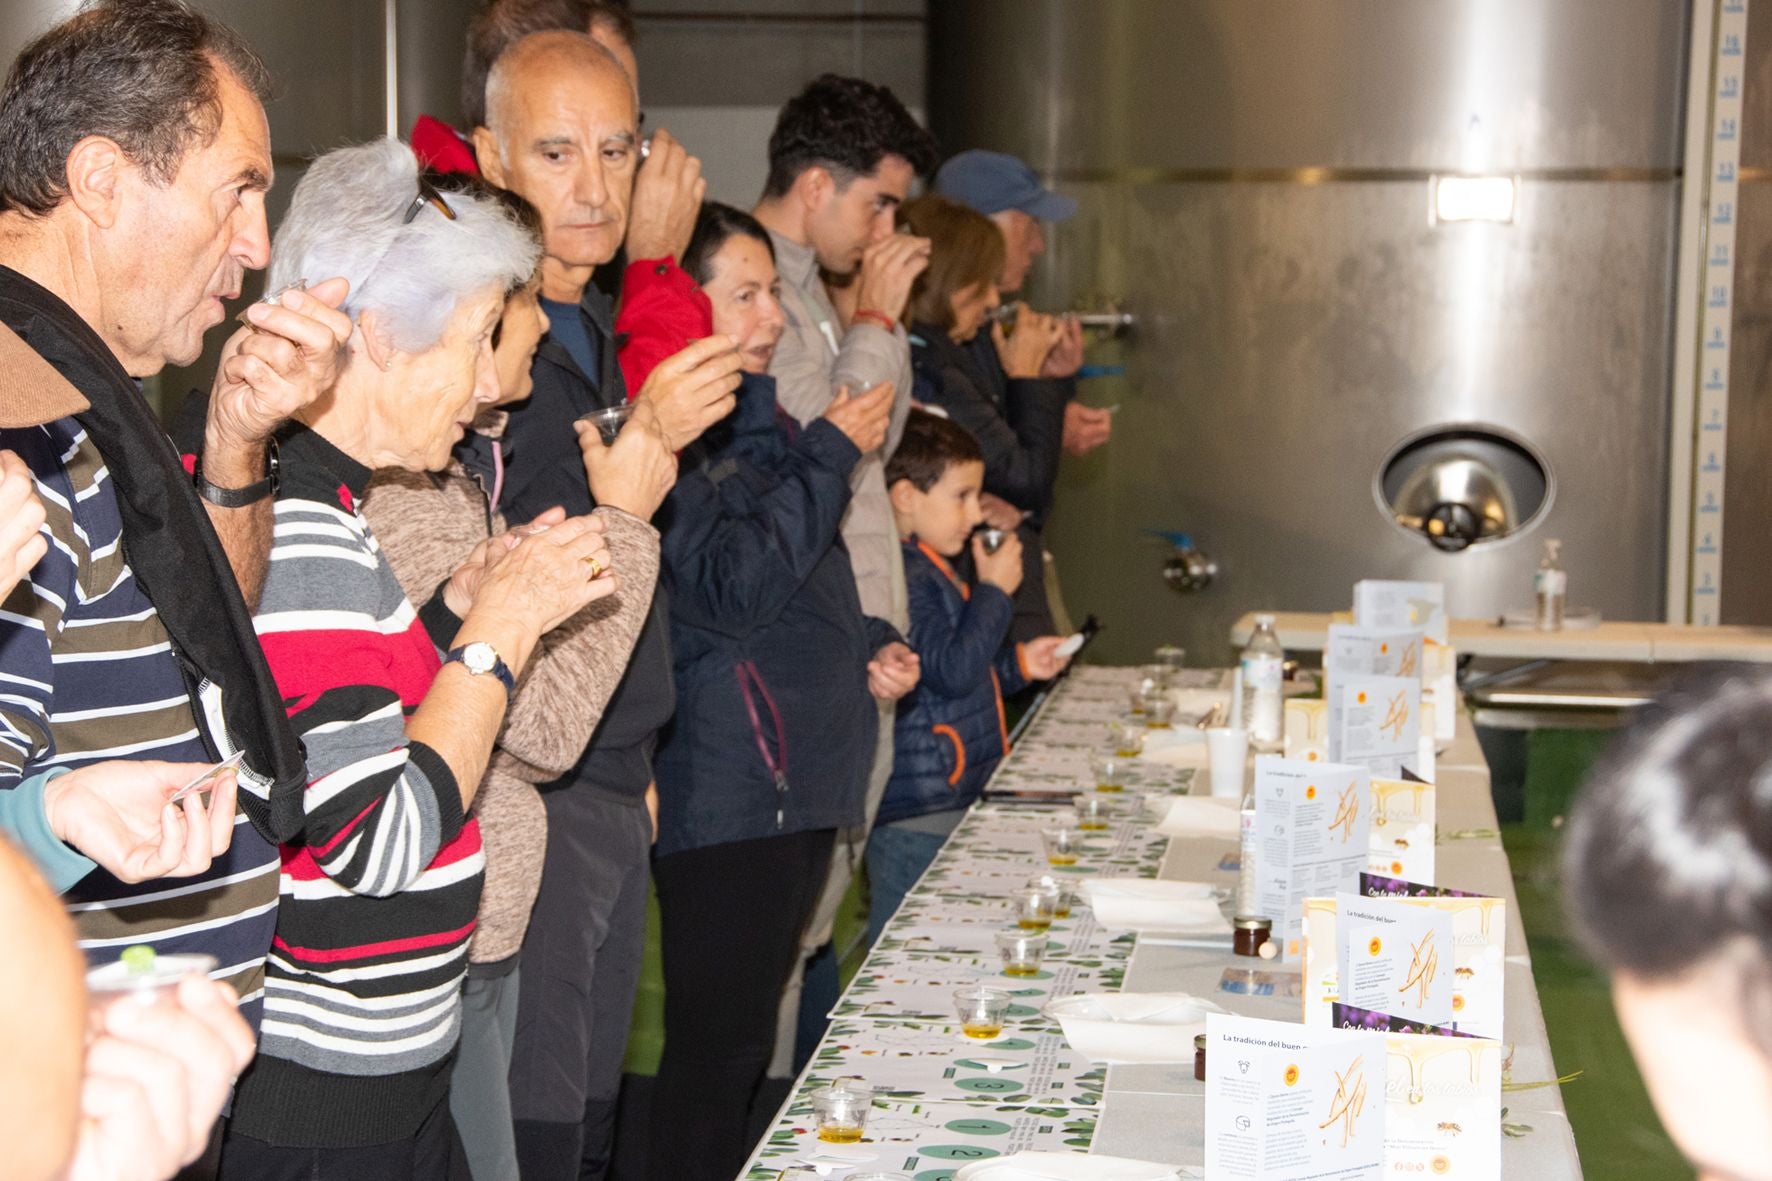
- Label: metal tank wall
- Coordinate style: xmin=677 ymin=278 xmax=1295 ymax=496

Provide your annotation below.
xmin=930 ymin=0 xmax=1687 ymax=665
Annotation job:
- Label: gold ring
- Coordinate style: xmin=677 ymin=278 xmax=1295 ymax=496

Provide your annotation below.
xmin=582 ymin=556 xmax=603 ymax=580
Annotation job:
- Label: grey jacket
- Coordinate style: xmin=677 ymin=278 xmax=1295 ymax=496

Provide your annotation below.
xmin=766 ymin=230 xmax=912 ymax=632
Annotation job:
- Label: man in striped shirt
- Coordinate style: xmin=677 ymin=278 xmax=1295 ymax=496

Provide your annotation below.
xmin=0 ymin=0 xmax=350 ymax=1033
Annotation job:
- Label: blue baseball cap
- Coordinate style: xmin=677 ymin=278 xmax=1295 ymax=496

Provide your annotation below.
xmin=934 ymin=150 xmax=1077 ymax=221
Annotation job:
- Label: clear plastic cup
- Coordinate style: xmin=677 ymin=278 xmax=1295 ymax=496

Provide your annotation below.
xmin=1027 ymin=873 xmax=1076 ymax=919
xmin=1090 ymin=752 xmax=1131 ymax=793
xmin=1041 ymin=827 xmax=1085 ymax=867
xmin=1108 ymin=720 xmax=1147 ymax=758
xmin=1154 ymin=645 xmax=1187 ymax=670
xmin=977 ymin=526 xmax=1007 ymax=554
xmin=1130 ymin=667 xmax=1171 ymax=714
xmin=1207 ymin=727 xmax=1250 ymax=798
xmin=996 ymin=929 xmax=1048 ymax=977
xmin=811 ymin=1078 xmax=875 ymax=1143
xmin=85 ymin=945 xmax=217 ymax=1010
xmin=953 ymin=986 xmax=1012 ymax=1039
xmin=1072 ymin=794 xmax=1113 ymax=831
xmin=577 ymin=403 xmax=632 ymax=445
xmin=1011 ymin=884 xmax=1057 ymax=931
xmin=1142 ymin=691 xmax=1178 ymax=729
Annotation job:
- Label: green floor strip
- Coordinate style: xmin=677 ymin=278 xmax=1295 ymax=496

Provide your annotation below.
xmin=1503 ymin=729 xmax=1687 ymax=1179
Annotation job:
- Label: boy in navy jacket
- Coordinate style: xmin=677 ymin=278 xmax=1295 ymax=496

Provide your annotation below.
xmin=869 ymin=411 xmax=1070 ymax=941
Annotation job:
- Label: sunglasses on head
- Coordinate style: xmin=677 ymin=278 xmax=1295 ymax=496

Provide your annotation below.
xmin=402 ymin=177 xmax=458 ymax=225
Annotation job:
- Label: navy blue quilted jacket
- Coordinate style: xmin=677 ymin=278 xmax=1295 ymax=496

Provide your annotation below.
xmin=879 ymin=539 xmax=1030 ymax=825
xmin=652 ymin=373 xmax=901 ymax=856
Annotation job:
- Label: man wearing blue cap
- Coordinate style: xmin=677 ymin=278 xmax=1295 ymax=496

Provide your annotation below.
xmin=936 ymin=150 xmax=1114 ymax=459
xmin=932 ymin=150 xmax=1111 ymax=640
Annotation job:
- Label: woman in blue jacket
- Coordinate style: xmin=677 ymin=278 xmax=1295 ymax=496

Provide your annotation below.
xmin=645 ymin=203 xmax=919 ymax=1181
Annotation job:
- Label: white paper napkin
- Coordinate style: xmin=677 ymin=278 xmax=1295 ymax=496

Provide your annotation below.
xmin=1139 ymin=728 xmax=1210 ymax=768
xmin=1080 ymin=879 xmax=1228 ymax=934
xmin=1152 ymin=795 xmax=1240 ymax=838
xmin=955 ymin=1151 xmax=1184 ymax=1181
xmin=1168 ymin=688 xmax=1231 ymax=726
xmin=1043 ymin=992 xmax=1228 ymax=1065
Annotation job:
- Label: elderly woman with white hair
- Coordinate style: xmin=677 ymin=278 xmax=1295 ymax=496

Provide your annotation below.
xmin=217 ymin=139 xmax=619 ymax=1180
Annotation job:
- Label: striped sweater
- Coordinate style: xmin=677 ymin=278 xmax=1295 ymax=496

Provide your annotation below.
xmin=0 ymin=417 xmax=279 ymax=1023
xmin=229 ymin=424 xmax=485 ymax=1148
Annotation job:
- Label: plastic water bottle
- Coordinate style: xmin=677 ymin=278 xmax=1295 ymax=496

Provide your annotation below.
xmin=1236 ymin=777 xmax=1260 ymax=918
xmin=1534 ymin=539 xmax=1566 ymax=631
xmin=1240 ymin=614 xmax=1284 ymax=752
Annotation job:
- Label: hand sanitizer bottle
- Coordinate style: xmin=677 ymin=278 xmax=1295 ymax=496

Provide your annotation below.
xmin=1240 ymin=615 xmax=1284 ymax=751
xmin=1535 ymin=539 xmax=1567 ymax=631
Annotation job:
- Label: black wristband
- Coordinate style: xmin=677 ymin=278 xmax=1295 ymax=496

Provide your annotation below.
xmin=194 ymin=439 xmax=279 ymax=508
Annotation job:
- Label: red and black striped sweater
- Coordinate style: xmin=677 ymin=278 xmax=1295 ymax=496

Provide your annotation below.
xmin=229 ymin=424 xmax=485 ymax=1148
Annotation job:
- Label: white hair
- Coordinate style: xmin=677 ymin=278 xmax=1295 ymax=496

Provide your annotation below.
xmin=268 ymin=138 xmax=539 ymax=352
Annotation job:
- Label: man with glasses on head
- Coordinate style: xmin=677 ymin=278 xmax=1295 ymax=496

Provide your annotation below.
xmin=0 ymin=0 xmax=348 ymax=1083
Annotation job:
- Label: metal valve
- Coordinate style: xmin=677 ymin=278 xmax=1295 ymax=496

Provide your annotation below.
xmin=1147 ymin=530 xmax=1217 ymax=593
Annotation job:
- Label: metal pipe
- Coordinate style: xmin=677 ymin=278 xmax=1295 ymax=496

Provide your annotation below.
xmin=995 ymin=304 xmax=1137 ymax=333
xmin=1075 ymin=311 xmax=1137 ymax=331
xmin=383 ymin=0 xmax=398 ymax=140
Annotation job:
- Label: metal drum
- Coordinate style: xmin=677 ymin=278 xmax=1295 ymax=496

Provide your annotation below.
xmin=930 ymin=0 xmax=1686 ymax=663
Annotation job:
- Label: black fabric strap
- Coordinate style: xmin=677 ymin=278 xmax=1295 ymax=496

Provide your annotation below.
xmin=0 ymin=265 xmax=307 ymax=842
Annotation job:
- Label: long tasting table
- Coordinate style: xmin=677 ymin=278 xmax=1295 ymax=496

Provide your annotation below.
xmin=739 ymin=666 xmax=1582 ymax=1179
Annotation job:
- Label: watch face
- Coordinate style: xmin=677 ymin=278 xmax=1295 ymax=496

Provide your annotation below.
xmin=462 ymin=642 xmax=497 ymax=675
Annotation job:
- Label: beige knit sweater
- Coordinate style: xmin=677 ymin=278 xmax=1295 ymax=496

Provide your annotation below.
xmin=361 ymin=428 xmax=659 ymax=964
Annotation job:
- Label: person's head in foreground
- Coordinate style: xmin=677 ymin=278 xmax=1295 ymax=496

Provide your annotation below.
xmin=683 ymin=201 xmax=786 ymax=375
xmin=474 ymin=30 xmax=637 ymax=297
xmin=888 ymin=409 xmax=986 ymax=558
xmin=0 ymin=0 xmax=274 ymax=375
xmin=758 ymin=72 xmax=937 ymax=276
xmin=268 ymin=138 xmax=539 ymax=469
xmin=934 ymin=149 xmax=1077 ymax=295
xmin=1564 ymin=664 xmax=1772 ymax=1181
xmin=898 ymin=194 xmax=1006 ymax=343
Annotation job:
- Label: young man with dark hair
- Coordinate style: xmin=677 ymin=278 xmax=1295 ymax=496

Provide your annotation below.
xmin=751 ymin=72 xmax=938 ymax=1071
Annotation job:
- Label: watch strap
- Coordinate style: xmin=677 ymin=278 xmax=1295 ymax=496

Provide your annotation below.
xmin=444 ymin=643 xmax=515 ymax=696
xmin=193 ymin=439 xmax=279 ymax=508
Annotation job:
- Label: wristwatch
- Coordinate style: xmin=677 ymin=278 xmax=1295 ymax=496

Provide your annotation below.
xmin=444 ymin=641 xmax=515 ymax=696
xmin=193 ymin=439 xmax=279 ymax=508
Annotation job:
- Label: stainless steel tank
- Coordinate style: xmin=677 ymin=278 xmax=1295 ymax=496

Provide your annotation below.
xmin=931 ymin=0 xmax=1687 ymax=664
